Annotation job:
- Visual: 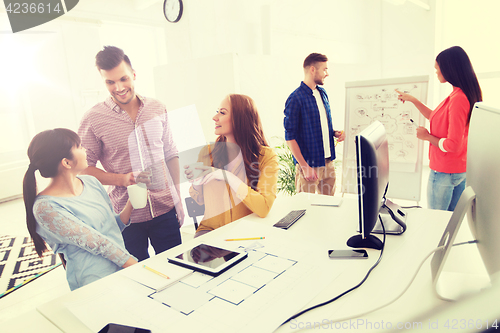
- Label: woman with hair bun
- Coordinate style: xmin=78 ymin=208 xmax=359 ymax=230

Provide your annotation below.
xmin=23 ymin=128 xmax=137 ymax=290
xmin=396 ymin=46 xmax=482 ymax=211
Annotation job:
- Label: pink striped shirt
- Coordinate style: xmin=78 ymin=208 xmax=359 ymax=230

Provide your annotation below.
xmin=78 ymin=95 xmax=179 ymax=223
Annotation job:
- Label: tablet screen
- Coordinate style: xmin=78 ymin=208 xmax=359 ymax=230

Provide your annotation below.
xmin=168 ymin=243 xmax=247 ymax=276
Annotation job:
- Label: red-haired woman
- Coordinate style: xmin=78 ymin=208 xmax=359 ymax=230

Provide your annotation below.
xmin=185 ymin=94 xmax=279 ymax=236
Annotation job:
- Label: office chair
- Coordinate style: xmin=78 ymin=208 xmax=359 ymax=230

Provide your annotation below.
xmin=184 ymin=197 xmax=205 ymax=231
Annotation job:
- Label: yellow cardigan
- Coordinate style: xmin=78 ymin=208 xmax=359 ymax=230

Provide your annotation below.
xmin=189 ymin=145 xmax=279 ymax=232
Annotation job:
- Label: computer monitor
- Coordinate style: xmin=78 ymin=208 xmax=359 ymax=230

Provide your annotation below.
xmin=431 ymin=102 xmax=500 ymax=301
xmin=466 ymin=103 xmax=500 ymax=278
xmin=347 ymin=121 xmax=390 ymax=250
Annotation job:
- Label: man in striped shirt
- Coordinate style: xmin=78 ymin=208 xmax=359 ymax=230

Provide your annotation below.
xmin=78 ymin=46 xmax=183 ymax=261
xmin=284 ymin=53 xmax=346 ymax=195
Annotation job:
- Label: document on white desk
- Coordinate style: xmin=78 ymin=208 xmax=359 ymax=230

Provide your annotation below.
xmin=231 ymin=265 xmax=279 ymax=289
xmin=197 ymin=260 xmax=338 ymax=333
xmin=181 ymin=271 xmax=214 ymax=288
xmin=64 ymin=282 xmax=185 ymax=332
xmin=151 ymin=281 xmax=215 ymax=314
xmin=158 ymin=226 xmax=340 ymax=333
xmin=64 ymin=221 xmax=342 ymax=333
xmin=119 ymin=259 xmax=193 ymax=290
xmin=252 ymin=254 xmax=296 ymax=274
xmin=216 ymin=219 xmax=310 ymax=260
xmin=310 ymin=195 xmax=343 ymax=207
xmin=208 ymin=279 xmax=258 ymax=305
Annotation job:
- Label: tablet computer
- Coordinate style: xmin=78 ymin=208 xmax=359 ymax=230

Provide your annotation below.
xmin=167 ymin=243 xmax=248 ymax=276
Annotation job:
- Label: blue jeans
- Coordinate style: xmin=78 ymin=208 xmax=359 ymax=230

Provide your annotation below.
xmin=122 ymin=209 xmax=181 ymax=261
xmin=427 ymin=170 xmax=466 ymax=211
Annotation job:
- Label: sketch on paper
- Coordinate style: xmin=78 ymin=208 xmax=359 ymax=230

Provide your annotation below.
xmin=342 ymin=76 xmax=428 ymax=200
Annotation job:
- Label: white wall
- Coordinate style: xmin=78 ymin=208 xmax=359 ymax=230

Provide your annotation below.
xmin=435 ymin=0 xmax=500 ymax=106
xmin=1 ymin=0 xmax=437 ymax=200
xmin=3 ymin=0 xmax=500 ymax=200
xmin=0 ymin=6 xmax=167 ymax=200
xmin=158 ymin=0 xmax=436 ymax=149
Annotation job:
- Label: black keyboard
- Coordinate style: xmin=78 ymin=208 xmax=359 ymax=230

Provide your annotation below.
xmin=273 ymin=209 xmax=306 ymax=229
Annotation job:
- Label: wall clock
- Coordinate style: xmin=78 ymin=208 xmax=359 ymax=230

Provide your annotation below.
xmin=164 ymin=0 xmax=183 ymax=23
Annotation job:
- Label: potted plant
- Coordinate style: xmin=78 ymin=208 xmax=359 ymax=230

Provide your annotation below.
xmin=272 ymin=136 xmax=344 ymax=196
xmin=273 ymin=141 xmax=297 ymax=196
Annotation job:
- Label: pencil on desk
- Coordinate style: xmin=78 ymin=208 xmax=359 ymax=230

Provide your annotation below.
xmin=143 ymin=265 xmax=170 ymax=279
xmin=225 ymin=237 xmax=265 ymax=241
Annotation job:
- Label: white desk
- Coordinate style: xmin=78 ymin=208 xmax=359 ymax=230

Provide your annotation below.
xmin=36 ymin=193 xmax=490 ymax=333
xmin=1 ymin=309 xmax=62 ymax=333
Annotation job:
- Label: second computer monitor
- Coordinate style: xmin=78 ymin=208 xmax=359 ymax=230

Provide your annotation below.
xmin=347 ymin=121 xmax=389 ymax=250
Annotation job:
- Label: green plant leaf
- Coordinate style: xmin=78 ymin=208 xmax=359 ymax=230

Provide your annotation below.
xmin=273 ymin=141 xmax=297 ymax=196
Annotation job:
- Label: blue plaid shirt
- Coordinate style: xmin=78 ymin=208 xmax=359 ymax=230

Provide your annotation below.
xmin=284 ymin=82 xmax=336 ymax=167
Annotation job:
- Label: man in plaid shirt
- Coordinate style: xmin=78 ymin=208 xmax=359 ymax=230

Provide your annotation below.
xmin=284 ymin=53 xmax=345 ymax=195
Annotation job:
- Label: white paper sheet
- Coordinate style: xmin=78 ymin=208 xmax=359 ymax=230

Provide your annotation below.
xmin=119 ymin=260 xmax=193 ymax=290
xmin=64 ymin=222 xmax=343 ymax=333
xmin=208 ymin=279 xmax=257 ymax=305
xmin=311 ymin=195 xmax=343 ymax=207
xmin=64 ymin=283 xmax=183 ymax=333
xmin=151 ymin=281 xmax=214 ymax=314
xmin=252 ymin=254 xmax=296 ymax=274
xmin=180 ymin=271 xmax=214 ymax=288
xmin=230 ymin=265 xmax=278 ymax=289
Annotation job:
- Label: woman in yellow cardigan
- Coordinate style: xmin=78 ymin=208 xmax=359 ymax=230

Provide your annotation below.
xmin=185 ymin=94 xmax=279 ymax=236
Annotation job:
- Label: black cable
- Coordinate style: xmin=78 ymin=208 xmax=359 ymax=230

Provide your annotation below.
xmin=382 ymin=203 xmax=399 ymax=221
xmin=287 ymin=239 xmax=479 ymax=332
xmin=381 ymin=203 xmax=407 ymax=233
xmin=453 ymin=240 xmax=478 ymax=247
xmin=400 ymin=205 xmax=422 ymax=209
xmin=280 ymin=215 xmax=387 ymax=326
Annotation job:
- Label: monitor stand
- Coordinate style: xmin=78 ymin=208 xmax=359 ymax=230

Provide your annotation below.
xmin=372 ymin=199 xmax=407 ymax=235
xmin=346 ymin=234 xmax=383 ymax=250
xmin=431 ymin=186 xmax=491 ymax=301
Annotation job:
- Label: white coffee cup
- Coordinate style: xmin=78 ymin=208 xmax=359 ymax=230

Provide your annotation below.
xmin=127 ymin=183 xmax=148 ymax=209
xmin=185 ymin=162 xmax=206 ymax=181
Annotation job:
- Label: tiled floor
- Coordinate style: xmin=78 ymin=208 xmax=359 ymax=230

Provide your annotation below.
xmin=0 ymin=166 xmax=431 ymax=326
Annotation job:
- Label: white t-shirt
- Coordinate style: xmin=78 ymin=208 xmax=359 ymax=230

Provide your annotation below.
xmin=313 ymin=88 xmax=331 ymax=159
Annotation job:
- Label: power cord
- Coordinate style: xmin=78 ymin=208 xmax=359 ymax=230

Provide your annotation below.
xmin=287 ymin=239 xmax=478 ymax=332
xmin=452 ymin=240 xmax=478 ymax=246
xmin=280 ymin=215 xmax=387 ymax=326
xmin=381 ymin=203 xmax=407 ymax=233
